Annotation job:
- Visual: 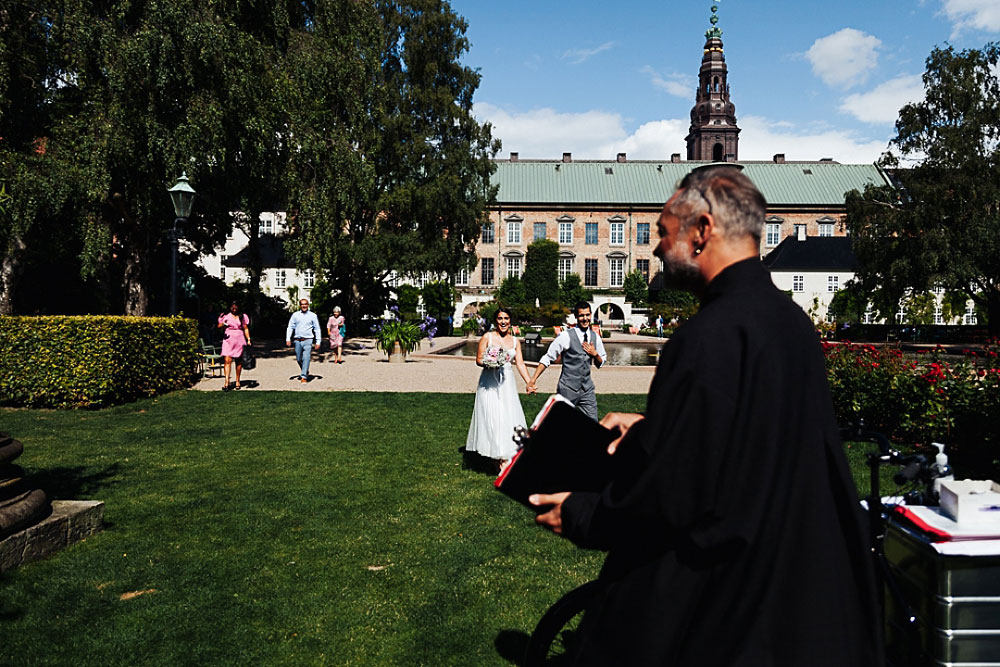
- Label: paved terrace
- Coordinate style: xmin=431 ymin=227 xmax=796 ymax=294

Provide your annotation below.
xmin=193 ymin=334 xmax=660 ymax=394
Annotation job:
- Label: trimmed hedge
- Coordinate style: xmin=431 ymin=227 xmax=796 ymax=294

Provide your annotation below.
xmin=0 ymin=316 xmax=199 ymax=409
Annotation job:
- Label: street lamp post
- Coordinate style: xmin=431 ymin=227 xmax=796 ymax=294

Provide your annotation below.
xmin=167 ymin=173 xmax=196 ymax=316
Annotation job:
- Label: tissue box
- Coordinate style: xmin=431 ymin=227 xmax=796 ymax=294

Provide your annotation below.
xmin=939 ymin=480 xmax=1000 ymax=524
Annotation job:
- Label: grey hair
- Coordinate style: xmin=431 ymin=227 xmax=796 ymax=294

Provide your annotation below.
xmin=668 ymin=166 xmax=766 ymax=244
xmin=333 ymin=306 xmax=342 ymax=313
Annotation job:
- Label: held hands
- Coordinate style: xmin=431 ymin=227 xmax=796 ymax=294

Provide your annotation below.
xmin=530 ymin=492 xmax=571 ymax=534
xmin=599 ymin=412 xmax=645 ymax=454
xmin=525 ymin=380 xmax=536 ymax=394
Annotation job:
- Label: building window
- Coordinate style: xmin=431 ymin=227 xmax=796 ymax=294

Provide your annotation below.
xmin=584 ymin=259 xmax=598 ymax=287
xmin=609 ymin=257 xmax=625 ymax=288
xmin=828 ymin=275 xmax=839 ymax=292
xmin=220 ymin=255 xmax=227 ymax=281
xmin=863 ymin=306 xmax=874 ymax=324
xmin=636 ymin=259 xmax=649 ymax=281
xmin=826 ymin=312 xmax=836 ymax=324
xmin=481 ymin=223 xmax=494 ymax=244
xmin=559 ymin=222 xmax=573 ymax=245
xmin=259 ymin=217 xmax=273 ymax=235
xmin=818 ymin=223 xmax=834 ymax=237
xmin=636 ymin=223 xmax=650 ymax=245
xmin=610 ymin=222 xmax=624 ymax=246
xmin=506 ymin=255 xmax=522 ymax=279
xmin=794 ymin=223 xmax=806 ymax=238
xmin=533 ymin=222 xmax=546 ymax=241
xmin=456 ymin=268 xmax=469 ymax=286
xmin=481 ymin=257 xmax=495 ymax=285
xmin=507 ymin=221 xmax=521 ymax=244
xmin=585 ymin=222 xmax=598 ymax=245
xmin=275 ymin=270 xmax=286 ymax=288
xmin=558 ymin=257 xmax=574 ymax=282
xmin=766 ymin=223 xmax=781 ymax=246
xmin=934 ymin=306 xmax=944 ymax=325
xmin=964 ymin=303 xmax=978 ymax=325
xmin=303 ymin=269 xmax=315 ymax=288
xmin=793 ymin=275 xmax=804 ymax=293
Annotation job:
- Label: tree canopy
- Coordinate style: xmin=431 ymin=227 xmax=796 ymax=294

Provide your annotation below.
xmin=521 ymin=239 xmax=560 ymax=306
xmin=844 ymin=42 xmax=1000 ymax=333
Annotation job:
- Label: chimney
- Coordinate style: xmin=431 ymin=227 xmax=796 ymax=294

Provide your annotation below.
xmin=510 ymin=152 xmax=519 ymax=162
xmin=562 ymin=152 xmax=572 ymax=163
xmin=797 ymin=225 xmax=807 ymax=242
xmin=616 ymin=152 xmax=626 ymax=163
xmin=773 ymin=154 xmax=785 ymax=164
xmin=671 ymin=153 xmax=681 ymax=163
xmin=819 ymin=157 xmax=833 ymax=162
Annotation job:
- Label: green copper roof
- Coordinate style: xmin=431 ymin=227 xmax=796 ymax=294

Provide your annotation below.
xmin=706 ymin=1 xmax=722 ymax=39
xmin=491 ymin=160 xmax=890 ymax=208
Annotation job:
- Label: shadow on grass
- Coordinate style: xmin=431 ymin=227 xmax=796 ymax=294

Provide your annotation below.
xmin=30 ymin=463 xmax=122 ymax=500
xmin=495 ymin=629 xmax=530 ymax=665
xmin=458 ymin=447 xmax=501 ymax=476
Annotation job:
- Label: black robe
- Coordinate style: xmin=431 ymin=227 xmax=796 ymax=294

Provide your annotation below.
xmin=562 ymin=258 xmax=883 ymax=666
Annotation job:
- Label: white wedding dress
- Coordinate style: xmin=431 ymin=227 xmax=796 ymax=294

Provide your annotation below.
xmin=465 ymin=333 xmax=527 ymax=460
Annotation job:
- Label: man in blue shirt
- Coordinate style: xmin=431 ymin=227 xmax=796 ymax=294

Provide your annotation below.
xmin=285 ymin=298 xmax=322 ymax=383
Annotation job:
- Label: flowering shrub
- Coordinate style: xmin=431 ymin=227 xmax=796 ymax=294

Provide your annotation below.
xmin=824 ymin=340 xmax=1000 ymax=473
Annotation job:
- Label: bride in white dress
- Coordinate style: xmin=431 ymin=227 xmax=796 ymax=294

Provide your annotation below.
xmin=465 ymin=307 xmax=533 ymax=468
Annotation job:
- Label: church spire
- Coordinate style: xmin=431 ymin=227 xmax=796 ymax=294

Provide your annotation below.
xmin=685 ymin=0 xmax=740 ymax=162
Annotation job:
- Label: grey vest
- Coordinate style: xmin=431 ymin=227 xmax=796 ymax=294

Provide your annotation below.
xmin=556 ymin=328 xmax=594 ymax=397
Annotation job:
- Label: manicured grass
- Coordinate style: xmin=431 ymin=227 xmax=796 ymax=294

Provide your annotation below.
xmin=1 ymin=391 xmax=880 ymax=666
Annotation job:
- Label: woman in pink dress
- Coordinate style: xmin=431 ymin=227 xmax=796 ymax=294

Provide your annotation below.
xmin=327 ymin=306 xmax=345 ymax=364
xmin=217 ymin=301 xmax=251 ymax=390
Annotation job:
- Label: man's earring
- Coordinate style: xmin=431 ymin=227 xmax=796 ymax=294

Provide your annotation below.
xmin=694 ymin=247 xmax=702 ymax=256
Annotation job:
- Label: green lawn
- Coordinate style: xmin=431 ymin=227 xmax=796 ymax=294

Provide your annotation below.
xmin=0 ymin=391 xmax=879 ymax=666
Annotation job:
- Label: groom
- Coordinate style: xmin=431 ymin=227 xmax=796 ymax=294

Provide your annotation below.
xmin=528 ymin=301 xmax=607 ymax=420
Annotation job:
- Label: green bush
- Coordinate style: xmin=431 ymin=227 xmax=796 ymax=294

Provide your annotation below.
xmin=0 ymin=316 xmax=199 ymax=409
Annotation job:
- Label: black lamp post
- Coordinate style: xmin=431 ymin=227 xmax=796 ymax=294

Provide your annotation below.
xmin=166 ymin=173 xmax=196 ymax=316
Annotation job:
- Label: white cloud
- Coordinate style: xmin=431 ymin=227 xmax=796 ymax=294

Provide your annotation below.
xmin=562 ymin=41 xmax=615 ymax=65
xmin=737 ymin=115 xmax=891 ymax=163
xmin=942 ymin=0 xmax=1000 ymax=35
xmin=806 ymin=28 xmax=882 ymax=89
xmin=474 ymin=103 xmax=891 ymax=164
xmin=641 ymin=66 xmax=694 ymax=99
xmin=840 ymin=74 xmax=925 ymax=124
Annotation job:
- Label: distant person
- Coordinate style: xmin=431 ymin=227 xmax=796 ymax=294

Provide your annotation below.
xmin=465 ymin=307 xmax=533 ymax=471
xmin=327 ymin=306 xmax=346 ymax=364
xmin=217 ymin=301 xmax=250 ymax=390
xmin=656 ymin=313 xmax=664 ymax=338
xmin=527 ymin=301 xmax=607 ymax=420
xmin=285 ymin=298 xmax=322 ymax=383
xmin=530 ymin=166 xmax=882 ymax=665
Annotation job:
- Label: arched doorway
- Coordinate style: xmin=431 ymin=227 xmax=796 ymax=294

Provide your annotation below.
xmin=712 ymin=142 xmax=724 ymax=162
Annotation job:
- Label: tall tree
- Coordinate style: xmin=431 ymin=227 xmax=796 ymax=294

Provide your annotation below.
xmin=285 ymin=0 xmax=499 ymax=329
xmin=845 ymin=43 xmax=1000 ymax=333
xmin=521 ymin=238 xmax=559 ymax=306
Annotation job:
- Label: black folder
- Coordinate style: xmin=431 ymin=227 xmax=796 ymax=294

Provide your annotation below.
xmin=494 ymin=396 xmax=619 ymax=508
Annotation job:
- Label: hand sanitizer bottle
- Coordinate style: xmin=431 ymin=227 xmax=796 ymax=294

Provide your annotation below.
xmin=932 ymin=442 xmax=954 ymax=498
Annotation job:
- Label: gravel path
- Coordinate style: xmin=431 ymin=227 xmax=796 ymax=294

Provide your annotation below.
xmin=193 ymin=335 xmax=658 ymax=394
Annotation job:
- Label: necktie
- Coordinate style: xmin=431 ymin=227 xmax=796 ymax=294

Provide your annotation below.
xmin=582 ymin=330 xmax=588 ymax=343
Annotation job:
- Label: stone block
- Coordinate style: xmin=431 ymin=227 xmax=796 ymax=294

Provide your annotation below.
xmin=0 ymin=499 xmax=104 ymax=573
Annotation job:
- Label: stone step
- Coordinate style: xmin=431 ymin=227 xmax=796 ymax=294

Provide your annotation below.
xmin=0 ymin=500 xmax=105 ymax=573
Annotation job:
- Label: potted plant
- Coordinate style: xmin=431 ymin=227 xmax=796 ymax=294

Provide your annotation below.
xmin=374 ymin=320 xmax=422 ymax=362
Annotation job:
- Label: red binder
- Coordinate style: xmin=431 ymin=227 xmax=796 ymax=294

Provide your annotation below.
xmin=494 ymin=395 xmax=619 ymax=508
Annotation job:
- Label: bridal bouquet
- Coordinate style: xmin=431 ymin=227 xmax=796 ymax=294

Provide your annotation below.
xmin=482 ymin=345 xmax=514 ymax=369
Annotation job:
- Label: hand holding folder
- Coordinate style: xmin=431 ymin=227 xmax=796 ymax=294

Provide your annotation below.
xmin=494 ymin=395 xmax=619 ymax=508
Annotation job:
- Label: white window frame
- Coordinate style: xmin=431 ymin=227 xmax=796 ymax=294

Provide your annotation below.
xmin=507 ymin=221 xmax=522 ymax=245
xmin=828 ymin=275 xmax=839 ymax=293
xmin=610 ymin=222 xmax=624 ymax=246
xmin=559 ymin=222 xmax=573 ymax=245
xmin=792 ymin=275 xmax=804 ymax=293
xmin=766 ymin=223 xmax=781 ymax=246
xmin=609 ymin=257 xmax=625 ymax=288
xmin=506 ymin=255 xmax=522 ymax=279
xmin=456 ymin=268 xmax=469 ymax=286
xmin=259 ymin=216 xmax=274 ymax=235
xmin=818 ymin=223 xmax=834 ymax=237
xmin=275 ymin=269 xmax=286 ymax=288
xmin=558 ymin=257 xmax=574 ymax=282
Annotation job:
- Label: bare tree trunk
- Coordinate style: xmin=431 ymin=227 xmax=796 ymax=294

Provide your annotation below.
xmin=122 ymin=230 xmax=149 ymax=316
xmin=0 ymin=236 xmax=27 ymax=315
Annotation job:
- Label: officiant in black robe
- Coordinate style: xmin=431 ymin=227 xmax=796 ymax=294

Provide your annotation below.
xmin=531 ymin=166 xmax=883 ymax=666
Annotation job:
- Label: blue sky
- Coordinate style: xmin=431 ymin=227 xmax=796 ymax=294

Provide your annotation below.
xmin=449 ymin=0 xmax=1000 ymax=163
